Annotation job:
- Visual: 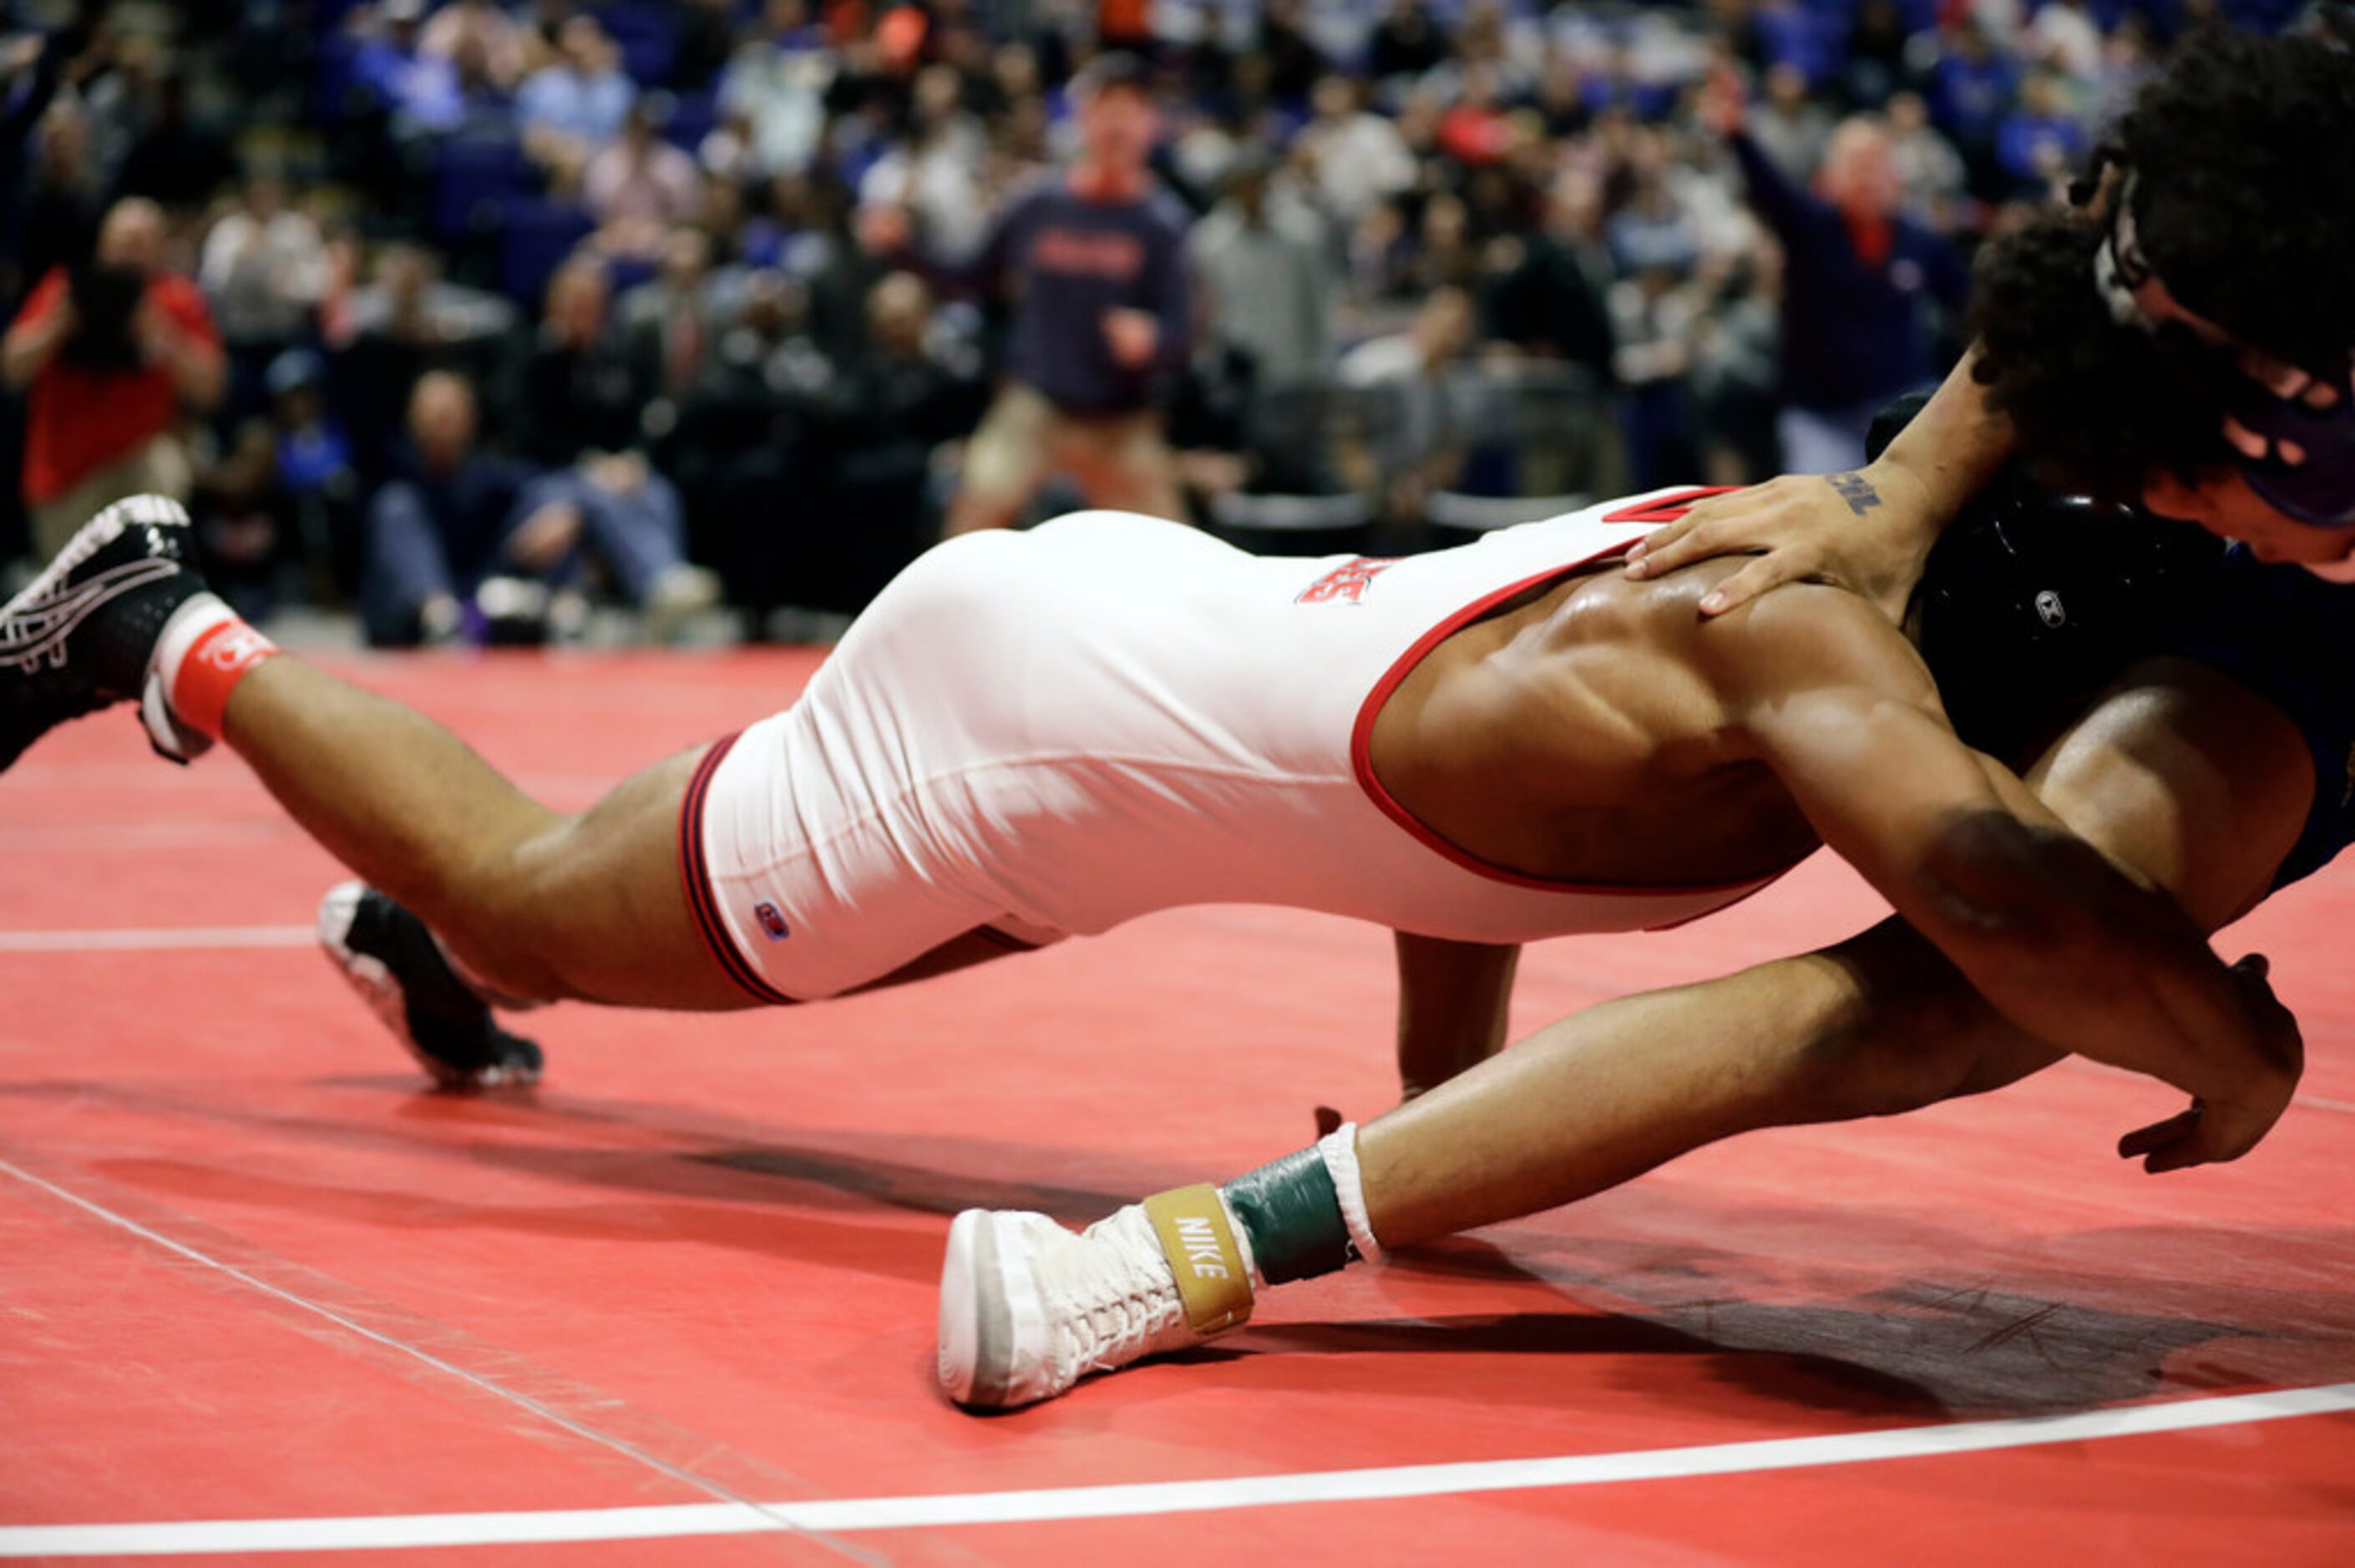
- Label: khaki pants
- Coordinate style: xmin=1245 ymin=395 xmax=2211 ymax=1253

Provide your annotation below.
xmin=946 ymin=383 xmax=1183 ymax=535
xmin=28 ymin=433 xmax=195 ymax=563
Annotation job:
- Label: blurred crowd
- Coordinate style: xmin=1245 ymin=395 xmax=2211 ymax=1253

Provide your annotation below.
xmin=0 ymin=0 xmax=2315 ymax=645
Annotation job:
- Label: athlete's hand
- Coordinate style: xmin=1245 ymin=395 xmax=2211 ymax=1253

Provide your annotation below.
xmin=2116 ymin=955 xmax=2304 ymax=1173
xmin=1102 ymin=307 xmax=1161 ymax=369
xmin=1623 ymin=463 xmax=1941 ymax=623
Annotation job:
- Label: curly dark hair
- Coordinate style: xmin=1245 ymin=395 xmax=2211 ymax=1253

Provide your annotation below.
xmin=1968 ymin=28 xmax=2355 ymax=503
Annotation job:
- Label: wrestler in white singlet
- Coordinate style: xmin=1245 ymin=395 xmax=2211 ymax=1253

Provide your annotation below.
xmin=686 ymin=489 xmax=1780 ymax=1001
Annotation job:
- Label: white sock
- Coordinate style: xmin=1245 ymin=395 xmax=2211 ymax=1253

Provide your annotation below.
xmin=1316 ymin=1122 xmax=1385 ymax=1266
xmin=146 ymin=592 xmax=237 ymax=698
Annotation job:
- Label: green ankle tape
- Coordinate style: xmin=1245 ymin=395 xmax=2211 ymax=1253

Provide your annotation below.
xmin=1222 ymin=1146 xmax=1353 ymax=1284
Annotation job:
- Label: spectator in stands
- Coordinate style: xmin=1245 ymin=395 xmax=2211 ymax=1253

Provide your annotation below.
xmin=584 ymin=101 xmax=701 ymax=259
xmin=3 ymin=197 xmax=223 ymax=561
xmin=617 ymin=229 xmax=716 ymax=407
xmin=1746 ymin=63 xmax=1831 ymax=184
xmin=518 ymin=14 xmax=634 ymax=188
xmin=1369 ymin=0 xmax=1451 ymax=84
xmin=1929 ymin=18 xmax=2020 ymax=196
xmin=418 ymin=0 xmax=529 ymax=93
xmin=1295 ymin=75 xmax=1417 ymax=233
xmin=266 ymin=349 xmax=363 ymax=599
xmin=519 ymin=258 xmax=650 ymax=468
xmin=720 ymin=0 xmax=831 ymax=180
xmin=1884 ymin=90 xmax=1968 ymax=232
xmin=114 ymin=72 xmax=236 ymax=215
xmin=1995 ymin=71 xmax=2088 ymax=195
xmin=1188 ymin=154 xmax=1333 ymax=390
xmin=191 ymin=416 xmax=294 ymax=619
xmin=1482 ymin=168 xmax=1617 ymax=381
xmin=1338 ymin=284 xmax=1476 ymax=524
xmin=367 ymin=368 xmax=712 ymax=645
xmin=200 ymin=169 xmax=327 ymax=421
xmin=328 ymin=242 xmax=519 ymax=485
xmin=10 ymin=100 xmax=104 ymax=308
xmin=939 ymin=53 xmax=1191 ymax=535
xmin=364 ymin=370 xmax=533 ymax=645
xmin=1707 ymin=71 xmax=1968 ymax=474
xmin=860 ymin=63 xmax=991 ymax=263
xmin=823 ymin=271 xmax=986 ymax=599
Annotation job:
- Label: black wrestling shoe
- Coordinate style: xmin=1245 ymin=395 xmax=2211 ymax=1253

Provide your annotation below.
xmin=317 ymin=882 xmax=544 ymax=1090
xmin=0 ymin=494 xmax=212 ymax=771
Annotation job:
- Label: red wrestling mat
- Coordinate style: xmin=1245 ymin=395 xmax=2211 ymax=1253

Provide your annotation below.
xmin=3 ymin=648 xmax=2351 ymax=1565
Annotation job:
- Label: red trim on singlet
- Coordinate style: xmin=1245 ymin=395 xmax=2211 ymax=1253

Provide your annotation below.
xmin=678 ymin=732 xmax=802 ymax=1006
xmin=1599 ymin=485 xmax=1744 ymax=524
xmin=1347 ymin=488 xmax=1795 ymax=913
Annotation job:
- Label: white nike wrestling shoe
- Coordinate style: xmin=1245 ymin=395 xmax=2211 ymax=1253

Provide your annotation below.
xmin=937 ymin=1188 xmax=1257 ymax=1409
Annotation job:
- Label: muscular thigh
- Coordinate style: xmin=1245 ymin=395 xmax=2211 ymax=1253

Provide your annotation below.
xmin=509 ymin=746 xmax=760 ymax=1011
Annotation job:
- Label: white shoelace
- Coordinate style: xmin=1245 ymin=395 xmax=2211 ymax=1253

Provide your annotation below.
xmin=1041 ymin=1210 xmax=1192 ymax=1382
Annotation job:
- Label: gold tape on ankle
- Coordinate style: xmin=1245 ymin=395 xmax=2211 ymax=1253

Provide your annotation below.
xmin=1142 ymin=1185 xmax=1254 ymax=1335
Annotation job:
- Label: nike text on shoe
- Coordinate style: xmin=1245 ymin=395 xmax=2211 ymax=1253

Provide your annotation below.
xmin=0 ymin=494 xmax=209 ymax=770
xmin=937 ymin=1188 xmax=1255 ymax=1409
xmin=318 ymin=882 xmax=544 ymax=1090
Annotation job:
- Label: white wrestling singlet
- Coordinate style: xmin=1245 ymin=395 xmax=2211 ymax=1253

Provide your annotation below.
xmin=685 ymin=488 xmax=1783 ymax=1000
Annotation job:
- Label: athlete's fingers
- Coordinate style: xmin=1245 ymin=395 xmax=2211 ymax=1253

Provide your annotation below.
xmin=2119 ymin=1105 xmax=2202 ymax=1161
xmin=2221 ymin=416 xmax=2271 ymax=462
xmin=1694 ymin=554 xmax=1808 ymax=617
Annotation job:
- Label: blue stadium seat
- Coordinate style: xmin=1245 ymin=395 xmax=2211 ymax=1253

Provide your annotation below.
xmin=501 ymin=198 xmax=595 ymax=304
xmin=596 ymin=2 xmax=680 ymax=88
xmin=664 ymin=89 xmax=721 ymax=151
xmin=433 ymin=131 xmax=528 ymax=242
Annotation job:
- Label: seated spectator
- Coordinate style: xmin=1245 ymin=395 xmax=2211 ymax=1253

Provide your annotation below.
xmin=859 ymin=63 xmax=991 ymax=263
xmin=1746 ymin=63 xmax=1831 ymax=185
xmin=720 ymin=0 xmax=832 ymax=179
xmin=350 ymin=0 xmax=467 ymax=134
xmin=617 ymin=229 xmax=718 ymax=407
xmin=191 ymin=417 xmax=295 ymax=620
xmin=1996 ymin=71 xmax=2088 ymax=195
xmin=1368 ymin=0 xmax=1451 ymax=84
xmin=199 ymin=170 xmax=327 ymax=421
xmin=3 ymin=197 xmax=224 ymax=562
xmin=11 ymin=99 xmax=104 ymax=306
xmin=418 ymin=0 xmax=529 ymax=93
xmin=584 ymin=103 xmax=701 ymax=260
xmin=329 ymin=243 xmax=519 ymax=484
xmin=1885 ymin=91 xmax=1968 ymax=233
xmin=1481 ymin=169 xmax=1616 ymax=379
xmin=1295 ymin=75 xmax=1417 ymax=232
xmin=819 ymin=272 xmax=986 ymax=605
xmin=364 ymin=372 xmax=715 ymax=646
xmin=519 ymin=258 xmax=651 ymax=468
xmin=113 ymin=73 xmax=236 ymax=215
xmin=266 ymin=349 xmax=363 ymax=599
xmin=518 ymin=15 xmax=635 ymax=188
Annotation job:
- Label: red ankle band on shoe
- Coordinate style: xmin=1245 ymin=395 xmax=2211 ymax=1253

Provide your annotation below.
xmin=171 ymin=617 xmax=280 ymax=739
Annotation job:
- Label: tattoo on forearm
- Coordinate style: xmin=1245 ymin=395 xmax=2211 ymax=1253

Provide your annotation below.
xmin=1826 ymin=471 xmax=1882 ymax=518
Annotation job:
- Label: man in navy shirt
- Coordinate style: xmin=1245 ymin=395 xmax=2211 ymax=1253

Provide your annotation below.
xmin=1707 ymin=68 xmax=1969 ymax=477
xmin=939 ymin=54 xmax=1193 ymax=535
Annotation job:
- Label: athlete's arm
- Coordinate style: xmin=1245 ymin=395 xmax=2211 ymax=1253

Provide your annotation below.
xmin=1391 ymin=933 xmax=1521 ymax=1100
xmin=1709 ymin=588 xmax=2302 ymax=1132
xmin=1626 ymin=352 xmax=2013 ymax=617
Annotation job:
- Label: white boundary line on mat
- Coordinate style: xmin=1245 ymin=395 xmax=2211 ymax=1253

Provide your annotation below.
xmin=0 ymin=1158 xmax=873 ymax=1565
xmin=4 ymin=1383 xmax=2352 ymax=1555
xmin=0 ymin=1125 xmax=2347 ymax=1568
xmin=0 ymin=925 xmax=312 ymax=952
